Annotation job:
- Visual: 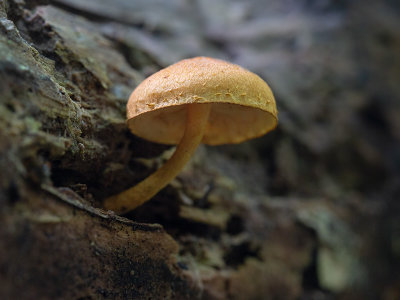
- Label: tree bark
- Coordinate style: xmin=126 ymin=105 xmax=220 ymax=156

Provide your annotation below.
xmin=1 ymin=0 xmax=399 ymax=299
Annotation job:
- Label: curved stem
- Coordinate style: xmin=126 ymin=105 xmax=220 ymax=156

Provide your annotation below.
xmin=104 ymin=103 xmax=211 ymax=214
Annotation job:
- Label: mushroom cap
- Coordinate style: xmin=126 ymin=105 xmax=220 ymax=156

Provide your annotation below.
xmin=127 ymin=57 xmax=278 ymax=145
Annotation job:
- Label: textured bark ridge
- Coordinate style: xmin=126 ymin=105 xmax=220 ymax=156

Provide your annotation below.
xmin=1 ymin=0 xmax=399 ymax=299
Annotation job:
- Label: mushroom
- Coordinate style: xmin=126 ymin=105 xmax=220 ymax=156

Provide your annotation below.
xmin=104 ymin=57 xmax=278 ymax=214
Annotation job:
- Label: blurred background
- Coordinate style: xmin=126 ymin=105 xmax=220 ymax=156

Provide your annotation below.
xmin=1 ymin=0 xmax=399 ymax=299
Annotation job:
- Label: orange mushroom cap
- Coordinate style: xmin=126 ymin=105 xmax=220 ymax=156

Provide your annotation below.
xmin=127 ymin=57 xmax=278 ymax=145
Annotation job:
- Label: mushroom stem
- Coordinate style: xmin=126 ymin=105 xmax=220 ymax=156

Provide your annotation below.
xmin=104 ymin=103 xmax=211 ymax=214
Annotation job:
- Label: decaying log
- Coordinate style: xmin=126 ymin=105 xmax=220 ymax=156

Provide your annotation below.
xmin=1 ymin=0 xmax=399 ymax=299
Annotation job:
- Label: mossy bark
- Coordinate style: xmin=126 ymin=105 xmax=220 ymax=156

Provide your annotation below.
xmin=1 ymin=0 xmax=399 ymax=299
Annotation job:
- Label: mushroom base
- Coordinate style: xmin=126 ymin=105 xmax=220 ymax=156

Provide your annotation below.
xmin=104 ymin=103 xmax=211 ymax=214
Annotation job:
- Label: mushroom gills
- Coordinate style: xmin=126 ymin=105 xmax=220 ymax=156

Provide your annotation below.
xmin=129 ymin=103 xmax=277 ymax=145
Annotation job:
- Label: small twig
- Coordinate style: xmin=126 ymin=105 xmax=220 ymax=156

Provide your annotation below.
xmin=41 ymin=184 xmax=163 ymax=232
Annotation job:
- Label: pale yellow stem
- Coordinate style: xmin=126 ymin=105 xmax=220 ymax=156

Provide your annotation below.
xmin=104 ymin=103 xmax=211 ymax=214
